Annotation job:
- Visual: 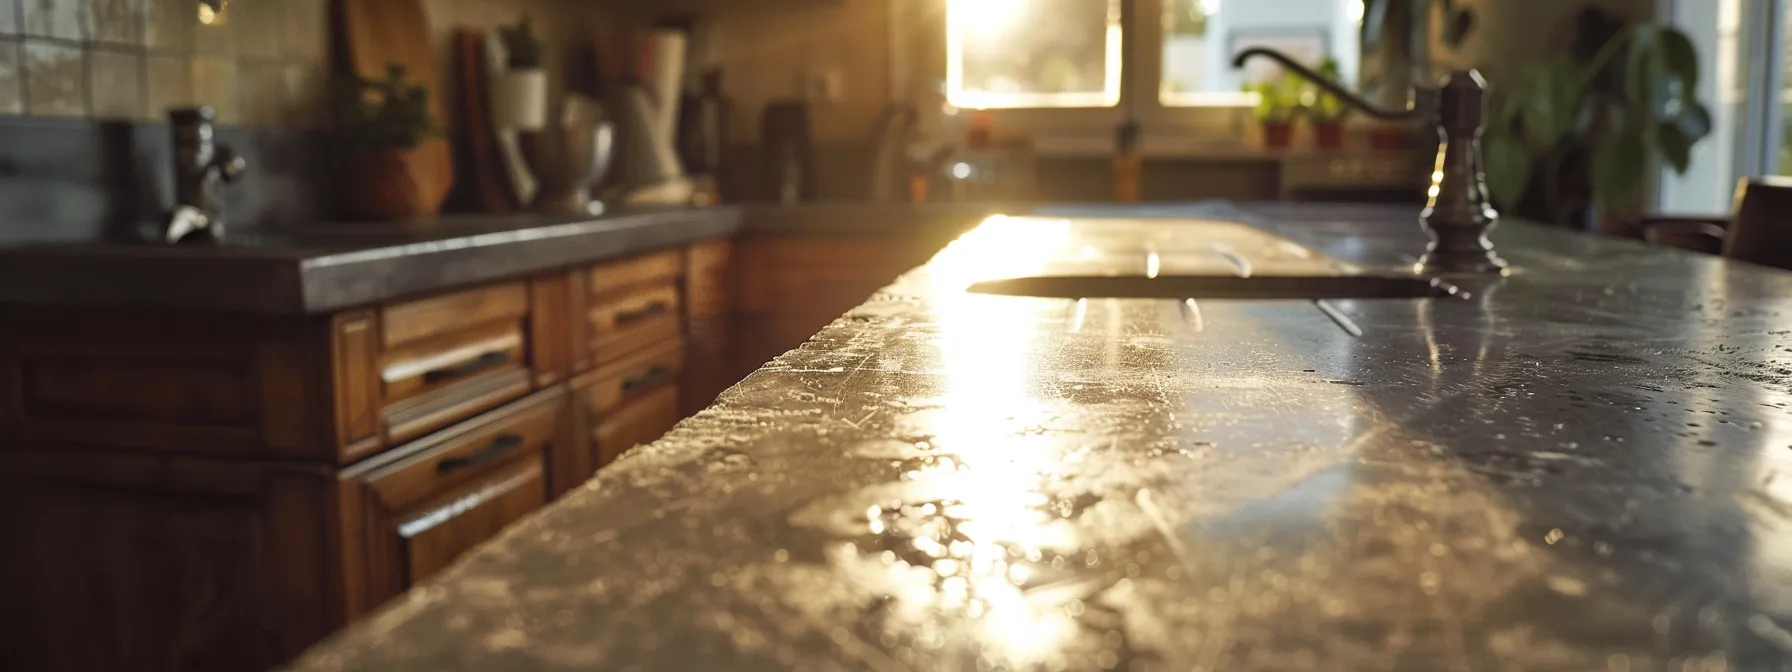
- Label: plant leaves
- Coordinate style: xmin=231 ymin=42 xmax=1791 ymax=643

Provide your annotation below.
xmin=1656 ymin=122 xmax=1693 ymax=174
xmin=1659 ymin=26 xmax=1700 ymax=92
xmin=1520 ymin=60 xmax=1584 ymax=151
xmin=1482 ymin=130 xmax=1532 ymax=210
xmin=1672 ymin=99 xmax=1713 ymax=142
xmin=1592 ymin=133 xmax=1648 ymax=212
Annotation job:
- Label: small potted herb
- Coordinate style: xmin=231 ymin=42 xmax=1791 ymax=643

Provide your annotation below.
xmin=491 ymin=15 xmax=547 ymax=130
xmin=331 ymin=64 xmax=445 ymax=221
xmin=1305 ymin=58 xmax=1352 ymax=150
xmin=1245 ymin=70 xmax=1306 ymax=149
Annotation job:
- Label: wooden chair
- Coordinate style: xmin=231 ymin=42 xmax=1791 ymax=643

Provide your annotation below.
xmin=1640 ymin=177 xmax=1792 ymax=271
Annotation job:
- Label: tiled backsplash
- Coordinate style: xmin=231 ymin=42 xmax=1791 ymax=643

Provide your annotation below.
xmin=0 ymin=0 xmax=327 ymax=126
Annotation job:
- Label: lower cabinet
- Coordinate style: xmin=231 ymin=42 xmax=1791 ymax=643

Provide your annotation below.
xmin=570 ymin=341 xmax=685 ymax=483
xmin=337 ymin=388 xmax=565 ymax=615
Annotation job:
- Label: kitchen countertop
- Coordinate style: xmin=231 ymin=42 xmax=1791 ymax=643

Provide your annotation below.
xmin=287 ymin=202 xmax=1792 ymax=670
xmin=0 ymin=203 xmax=1025 ymax=315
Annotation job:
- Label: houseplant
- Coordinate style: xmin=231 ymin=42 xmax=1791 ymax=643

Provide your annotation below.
xmin=1479 ymin=12 xmax=1711 ymax=228
xmin=492 ymin=15 xmax=547 ymax=131
xmin=332 ymin=64 xmax=444 ymax=221
xmin=1305 ymin=58 xmax=1351 ymax=150
xmin=1247 ymin=71 xmax=1306 ymax=149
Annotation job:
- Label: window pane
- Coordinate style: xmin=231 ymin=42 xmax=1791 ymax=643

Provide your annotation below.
xmin=1162 ymin=0 xmax=1360 ymax=106
xmin=946 ymin=0 xmax=1121 ymax=109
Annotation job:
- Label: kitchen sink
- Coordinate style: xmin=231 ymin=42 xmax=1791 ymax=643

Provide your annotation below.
xmin=966 ymin=274 xmax=1460 ymax=300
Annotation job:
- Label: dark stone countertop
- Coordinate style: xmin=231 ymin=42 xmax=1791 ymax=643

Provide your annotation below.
xmin=286 ymin=202 xmax=1792 ymax=670
xmin=0 ymin=202 xmax=1020 ymax=315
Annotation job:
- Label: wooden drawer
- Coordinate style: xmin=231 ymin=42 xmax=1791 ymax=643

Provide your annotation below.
xmin=338 ymin=390 xmax=564 ymax=616
xmin=586 ymin=282 xmax=682 ymax=366
xmin=588 ymin=248 xmax=683 ymax=298
xmin=371 ymin=283 xmax=535 ymax=451
xmin=572 ymin=343 xmax=683 ymax=478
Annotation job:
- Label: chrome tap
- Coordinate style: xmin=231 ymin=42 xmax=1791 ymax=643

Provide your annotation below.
xmin=164 ymin=106 xmax=246 ymax=244
xmin=1232 ymin=49 xmax=1506 ymax=274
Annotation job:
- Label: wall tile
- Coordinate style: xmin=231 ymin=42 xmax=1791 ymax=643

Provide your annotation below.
xmin=21 ymin=0 xmax=82 ymax=40
xmin=22 ymin=38 xmax=85 ymax=115
xmin=228 ymin=0 xmax=278 ymax=58
xmin=143 ymin=51 xmax=192 ymax=116
xmin=239 ymin=58 xmax=280 ymax=125
xmin=87 ymin=0 xmax=143 ymax=46
xmin=87 ymin=46 xmax=141 ymax=118
xmin=144 ymin=0 xmax=193 ymax=51
xmin=0 ymin=0 xmax=18 ymax=35
xmin=189 ymin=55 xmax=235 ymax=121
xmin=0 ymin=38 xmax=19 ymax=113
xmin=278 ymin=0 xmax=323 ymax=61
xmin=283 ymin=62 xmax=321 ymax=127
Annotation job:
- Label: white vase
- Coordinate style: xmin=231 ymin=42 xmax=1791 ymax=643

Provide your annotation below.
xmin=490 ymin=68 xmax=548 ymax=131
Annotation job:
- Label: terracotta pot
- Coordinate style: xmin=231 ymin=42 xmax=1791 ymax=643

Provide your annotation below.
xmin=341 ymin=148 xmax=447 ymax=222
xmin=1312 ymin=122 xmax=1345 ymax=150
xmin=1261 ymin=122 xmax=1295 ymax=149
xmin=1369 ymin=125 xmax=1407 ymax=150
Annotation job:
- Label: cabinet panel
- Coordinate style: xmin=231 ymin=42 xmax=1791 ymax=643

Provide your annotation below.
xmin=340 ymin=390 xmax=562 ymax=614
xmin=586 ymin=283 xmax=682 ymax=366
xmin=380 ymin=283 xmax=529 ymax=348
xmin=587 ymin=248 xmax=683 ymax=298
xmin=573 ymin=343 xmax=684 ymax=474
xmin=0 ymin=452 xmax=335 ymax=672
xmin=592 ymin=384 xmax=680 ymax=469
xmin=684 ymin=238 xmax=735 ymax=414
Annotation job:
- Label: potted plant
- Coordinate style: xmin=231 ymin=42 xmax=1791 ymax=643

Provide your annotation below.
xmin=1305 ymin=58 xmax=1351 ymax=150
xmin=332 ymin=64 xmax=445 ymax=221
xmin=492 ymin=15 xmax=547 ymax=131
xmin=1479 ymin=11 xmax=1711 ymax=229
xmin=1246 ymin=71 xmax=1306 ymax=149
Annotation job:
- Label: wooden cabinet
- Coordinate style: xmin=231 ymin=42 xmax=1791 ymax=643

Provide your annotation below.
xmin=573 ymin=341 xmax=684 ymax=475
xmin=337 ymin=389 xmax=564 ymax=615
xmin=683 ymin=238 xmax=734 ymax=415
xmin=0 ymin=238 xmax=735 ymax=671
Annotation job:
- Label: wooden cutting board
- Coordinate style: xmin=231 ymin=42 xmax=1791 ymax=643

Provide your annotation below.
xmin=451 ymin=28 xmax=515 ymax=213
xmin=335 ymin=0 xmax=454 ymax=211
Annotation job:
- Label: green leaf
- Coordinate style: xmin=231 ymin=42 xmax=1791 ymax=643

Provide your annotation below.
xmin=1656 ymin=123 xmax=1693 ymax=174
xmin=1482 ymin=130 xmax=1532 ymax=210
xmin=1673 ymin=99 xmax=1713 ymax=142
xmin=1520 ymin=60 xmax=1584 ymax=150
xmin=1592 ymin=133 xmax=1648 ymax=212
xmin=1659 ymin=27 xmax=1700 ymax=92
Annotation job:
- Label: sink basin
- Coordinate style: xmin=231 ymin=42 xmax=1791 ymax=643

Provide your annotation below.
xmin=965 ymin=274 xmax=1460 ymax=300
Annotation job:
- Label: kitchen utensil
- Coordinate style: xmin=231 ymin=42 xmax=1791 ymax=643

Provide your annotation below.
xmin=452 ymin=28 xmax=516 ymax=213
xmin=484 ymin=33 xmax=540 ymax=207
xmin=868 ymin=102 xmax=917 ymax=202
xmin=336 ymin=0 xmax=453 ymax=210
xmin=643 ymin=28 xmax=687 ymax=146
xmin=761 ymin=100 xmax=815 ymax=203
xmin=613 ymin=83 xmax=694 ymax=206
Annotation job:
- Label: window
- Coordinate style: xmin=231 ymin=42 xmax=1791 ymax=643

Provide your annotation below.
xmin=945 ymin=0 xmax=1122 ymax=109
xmin=944 ymin=0 xmax=1363 ymax=117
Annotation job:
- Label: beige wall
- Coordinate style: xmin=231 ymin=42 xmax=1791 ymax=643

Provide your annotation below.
xmin=0 ymin=0 xmax=626 ymax=128
xmin=707 ymin=0 xmax=893 ymax=145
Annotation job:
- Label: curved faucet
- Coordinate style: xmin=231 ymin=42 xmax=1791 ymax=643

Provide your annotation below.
xmin=164 ymin=106 xmax=246 ymax=243
xmin=1233 ymin=48 xmax=1506 ymax=275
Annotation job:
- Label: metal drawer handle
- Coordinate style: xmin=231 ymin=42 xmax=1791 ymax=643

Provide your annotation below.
xmin=614 ymin=300 xmax=672 ymax=325
xmin=621 ymin=364 xmax=675 ymax=393
xmin=422 ymin=351 xmax=510 ymax=384
xmin=437 ymin=434 xmax=525 ymax=474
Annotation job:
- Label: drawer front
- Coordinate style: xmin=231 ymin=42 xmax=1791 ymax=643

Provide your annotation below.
xmin=373 ymin=284 xmax=536 ymax=448
xmin=588 ymin=249 xmax=683 ymax=298
xmin=343 ymin=392 xmax=563 ymax=613
xmin=381 ymin=283 xmax=530 ymax=348
xmin=573 ymin=343 xmax=684 ymax=475
xmin=587 ymin=283 xmax=682 ymax=365
xmin=592 ymin=384 xmax=680 ymax=469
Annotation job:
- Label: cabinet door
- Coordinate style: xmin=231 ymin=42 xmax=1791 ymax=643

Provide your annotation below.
xmin=339 ymin=391 xmax=563 ymax=614
xmin=574 ymin=343 xmax=684 ymax=473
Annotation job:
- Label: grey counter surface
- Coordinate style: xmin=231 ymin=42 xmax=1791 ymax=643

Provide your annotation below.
xmin=0 ymin=203 xmax=1022 ymax=315
xmin=288 ymin=202 xmax=1792 ymax=670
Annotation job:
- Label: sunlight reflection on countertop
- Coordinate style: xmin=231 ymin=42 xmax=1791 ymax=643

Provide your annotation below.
xmin=290 ymin=203 xmax=1792 ymax=671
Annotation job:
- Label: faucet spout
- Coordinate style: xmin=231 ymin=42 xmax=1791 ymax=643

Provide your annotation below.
xmin=1232 ymin=47 xmax=1428 ymax=122
xmin=1230 ymin=48 xmax=1504 ymax=275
